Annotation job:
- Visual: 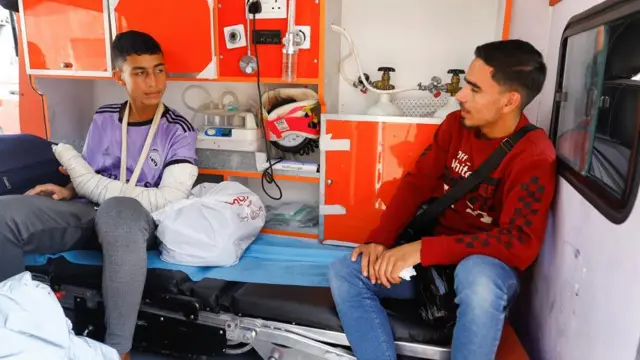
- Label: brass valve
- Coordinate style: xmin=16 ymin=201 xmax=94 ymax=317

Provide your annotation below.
xmin=372 ymin=67 xmax=396 ymax=91
xmin=444 ymin=69 xmax=465 ymax=96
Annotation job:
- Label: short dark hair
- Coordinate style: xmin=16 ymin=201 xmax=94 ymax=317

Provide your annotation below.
xmin=474 ymin=39 xmax=547 ymax=109
xmin=111 ymin=30 xmax=163 ymax=69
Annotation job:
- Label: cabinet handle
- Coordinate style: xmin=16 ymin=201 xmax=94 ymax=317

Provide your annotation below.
xmin=326 ymin=179 xmax=333 ymax=186
xmin=60 ymin=62 xmax=73 ymax=69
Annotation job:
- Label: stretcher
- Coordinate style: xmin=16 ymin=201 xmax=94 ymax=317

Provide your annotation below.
xmin=23 ymin=235 xmax=452 ymax=360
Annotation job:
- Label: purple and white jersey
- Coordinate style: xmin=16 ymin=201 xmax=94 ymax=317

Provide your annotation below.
xmin=82 ymin=101 xmax=197 ymax=188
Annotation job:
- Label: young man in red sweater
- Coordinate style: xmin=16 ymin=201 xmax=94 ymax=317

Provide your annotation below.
xmin=329 ymin=40 xmax=556 ymax=360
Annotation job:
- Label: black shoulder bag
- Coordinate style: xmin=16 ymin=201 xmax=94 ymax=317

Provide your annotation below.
xmin=393 ymin=124 xmax=538 ymax=329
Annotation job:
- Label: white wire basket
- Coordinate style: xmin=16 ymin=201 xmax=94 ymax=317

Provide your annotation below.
xmin=393 ymin=95 xmax=450 ymax=118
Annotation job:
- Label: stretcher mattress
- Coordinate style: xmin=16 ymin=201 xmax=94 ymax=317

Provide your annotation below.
xmin=24 ymin=235 xmax=453 ymax=346
xmin=25 ymin=235 xmax=349 ymax=287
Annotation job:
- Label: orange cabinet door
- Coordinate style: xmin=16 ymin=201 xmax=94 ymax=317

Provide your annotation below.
xmin=320 ymin=116 xmax=440 ymax=245
xmin=19 ymin=0 xmax=111 ymax=76
xmin=110 ymin=0 xmax=216 ymax=79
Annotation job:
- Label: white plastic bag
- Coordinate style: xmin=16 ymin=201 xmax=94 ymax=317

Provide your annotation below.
xmin=152 ymin=181 xmax=266 ymax=267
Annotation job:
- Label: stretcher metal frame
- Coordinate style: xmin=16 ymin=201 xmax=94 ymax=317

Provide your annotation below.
xmin=31 ymin=270 xmax=451 ymax=360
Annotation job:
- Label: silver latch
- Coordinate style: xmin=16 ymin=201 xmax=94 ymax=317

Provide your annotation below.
xmin=555 ymin=91 xmax=568 ymax=102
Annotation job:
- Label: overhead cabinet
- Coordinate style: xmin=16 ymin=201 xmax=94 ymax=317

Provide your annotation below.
xmin=109 ymin=0 xmax=217 ymax=79
xmin=19 ymin=0 xmax=112 ymax=76
xmin=18 ymin=0 xmax=217 ymax=79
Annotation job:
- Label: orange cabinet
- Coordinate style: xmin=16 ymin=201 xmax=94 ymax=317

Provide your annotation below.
xmin=110 ymin=0 xmax=216 ymax=79
xmin=19 ymin=0 xmax=112 ymax=76
xmin=320 ymin=115 xmax=441 ymax=245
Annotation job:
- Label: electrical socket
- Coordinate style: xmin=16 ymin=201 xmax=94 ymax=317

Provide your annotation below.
xmin=248 ymin=0 xmax=287 ymax=19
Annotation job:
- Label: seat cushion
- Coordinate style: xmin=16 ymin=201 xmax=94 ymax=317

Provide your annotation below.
xmin=225 ymin=283 xmax=453 ymax=345
xmin=222 ymin=283 xmax=342 ymax=330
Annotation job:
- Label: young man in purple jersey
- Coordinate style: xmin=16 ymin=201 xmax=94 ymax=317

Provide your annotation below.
xmin=0 ymin=31 xmax=198 ymax=360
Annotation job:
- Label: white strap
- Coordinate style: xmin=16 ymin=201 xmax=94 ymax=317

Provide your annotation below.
xmin=120 ymin=102 xmax=165 ymax=191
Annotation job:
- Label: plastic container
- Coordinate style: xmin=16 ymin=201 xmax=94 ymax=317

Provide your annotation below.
xmin=282 ymin=52 xmax=298 ymax=82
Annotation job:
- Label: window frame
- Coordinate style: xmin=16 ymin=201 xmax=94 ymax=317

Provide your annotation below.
xmin=549 ymin=0 xmax=640 ymax=224
xmin=9 ymin=11 xmax=17 ymax=58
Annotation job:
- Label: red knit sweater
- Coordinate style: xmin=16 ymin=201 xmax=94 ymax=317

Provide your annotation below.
xmin=366 ymin=111 xmax=557 ymax=271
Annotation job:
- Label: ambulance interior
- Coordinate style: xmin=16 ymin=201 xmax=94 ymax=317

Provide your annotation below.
xmin=1 ymin=0 xmax=640 ymax=359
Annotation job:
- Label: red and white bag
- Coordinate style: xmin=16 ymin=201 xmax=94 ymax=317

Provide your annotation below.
xmin=152 ymin=182 xmax=266 ymax=267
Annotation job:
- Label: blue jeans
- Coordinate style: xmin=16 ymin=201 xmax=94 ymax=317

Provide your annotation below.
xmin=328 ymin=254 xmax=520 ymax=360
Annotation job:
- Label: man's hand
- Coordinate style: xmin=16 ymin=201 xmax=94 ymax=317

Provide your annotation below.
xmin=351 ymin=243 xmax=387 ymax=284
xmin=25 ymin=183 xmax=74 ymax=200
xmin=374 ymin=241 xmax=422 ymax=288
xmin=24 ymin=166 xmax=76 ymax=200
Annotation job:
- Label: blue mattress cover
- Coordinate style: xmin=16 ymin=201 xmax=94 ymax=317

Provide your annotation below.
xmin=23 ymin=235 xmax=352 ymax=287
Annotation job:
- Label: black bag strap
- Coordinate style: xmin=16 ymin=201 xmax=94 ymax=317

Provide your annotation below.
xmin=413 ymin=123 xmax=540 ymax=229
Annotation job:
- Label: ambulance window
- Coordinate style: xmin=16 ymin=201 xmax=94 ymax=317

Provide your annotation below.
xmin=551 ymin=12 xmax=640 ymax=224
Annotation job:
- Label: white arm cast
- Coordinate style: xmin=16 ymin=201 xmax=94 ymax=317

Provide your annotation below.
xmin=53 ymin=143 xmax=197 ymax=213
